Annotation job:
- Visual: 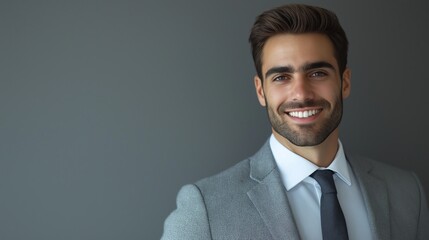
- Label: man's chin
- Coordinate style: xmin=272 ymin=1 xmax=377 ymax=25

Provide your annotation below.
xmin=274 ymin=129 xmax=329 ymax=147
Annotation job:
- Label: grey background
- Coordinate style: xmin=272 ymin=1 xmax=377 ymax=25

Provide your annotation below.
xmin=1 ymin=0 xmax=428 ymax=239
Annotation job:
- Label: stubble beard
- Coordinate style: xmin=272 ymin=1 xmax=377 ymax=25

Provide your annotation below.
xmin=266 ymin=97 xmax=343 ymax=147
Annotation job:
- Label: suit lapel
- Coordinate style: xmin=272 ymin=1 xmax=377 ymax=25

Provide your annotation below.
xmin=347 ymin=154 xmax=391 ymax=240
xmin=247 ymin=141 xmax=300 ymax=240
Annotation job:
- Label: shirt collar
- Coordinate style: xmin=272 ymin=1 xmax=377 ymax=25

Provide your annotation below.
xmin=269 ymin=134 xmax=351 ymax=191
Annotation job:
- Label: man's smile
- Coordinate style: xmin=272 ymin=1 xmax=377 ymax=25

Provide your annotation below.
xmin=287 ymin=109 xmax=321 ymax=118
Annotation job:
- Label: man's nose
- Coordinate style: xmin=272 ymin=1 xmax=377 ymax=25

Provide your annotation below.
xmin=291 ymin=76 xmax=314 ymax=101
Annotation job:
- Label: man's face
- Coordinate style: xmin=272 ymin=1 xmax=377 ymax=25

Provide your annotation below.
xmin=254 ymin=33 xmax=351 ymax=147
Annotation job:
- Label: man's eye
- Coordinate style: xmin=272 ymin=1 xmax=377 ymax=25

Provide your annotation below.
xmin=310 ymin=71 xmax=327 ymax=78
xmin=273 ymin=75 xmax=288 ymax=81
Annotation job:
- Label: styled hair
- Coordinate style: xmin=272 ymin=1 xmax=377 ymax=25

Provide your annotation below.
xmin=249 ymin=4 xmax=348 ymax=79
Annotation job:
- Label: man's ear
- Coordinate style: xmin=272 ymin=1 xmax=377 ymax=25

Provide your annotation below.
xmin=254 ymin=75 xmax=266 ymax=107
xmin=341 ymin=68 xmax=351 ymax=99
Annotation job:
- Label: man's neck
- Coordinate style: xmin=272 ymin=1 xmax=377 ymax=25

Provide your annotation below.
xmin=273 ymin=130 xmax=340 ymax=167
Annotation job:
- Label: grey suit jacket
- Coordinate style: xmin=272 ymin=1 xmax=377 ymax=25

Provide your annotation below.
xmin=162 ymin=141 xmax=429 ymax=239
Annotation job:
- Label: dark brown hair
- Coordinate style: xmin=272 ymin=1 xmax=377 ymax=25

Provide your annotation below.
xmin=249 ymin=4 xmax=348 ymax=79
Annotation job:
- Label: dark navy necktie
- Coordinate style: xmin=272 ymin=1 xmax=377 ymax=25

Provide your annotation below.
xmin=311 ymin=170 xmax=349 ymax=240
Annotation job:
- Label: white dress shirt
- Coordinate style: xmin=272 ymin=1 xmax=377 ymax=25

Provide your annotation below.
xmin=269 ymin=135 xmax=373 ymax=240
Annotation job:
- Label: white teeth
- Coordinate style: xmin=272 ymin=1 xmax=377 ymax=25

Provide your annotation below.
xmin=288 ymin=109 xmax=320 ymax=118
xmin=303 ymin=111 xmax=308 ymax=118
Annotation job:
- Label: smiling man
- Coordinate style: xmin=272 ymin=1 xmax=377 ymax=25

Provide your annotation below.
xmin=162 ymin=4 xmax=428 ymax=240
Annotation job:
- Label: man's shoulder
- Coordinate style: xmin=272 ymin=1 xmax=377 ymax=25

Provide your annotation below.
xmin=194 ymin=140 xmax=273 ymax=194
xmin=194 ymin=157 xmax=254 ymax=195
xmin=349 ymin=154 xmax=411 ymax=173
xmin=348 ymin=153 xmax=420 ymax=186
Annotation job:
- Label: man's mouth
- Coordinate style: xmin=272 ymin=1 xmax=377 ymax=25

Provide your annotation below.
xmin=287 ymin=109 xmax=321 ymax=118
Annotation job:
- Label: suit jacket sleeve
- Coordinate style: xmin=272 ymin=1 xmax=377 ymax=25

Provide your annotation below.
xmin=161 ymin=184 xmax=211 ymax=240
xmin=413 ymin=173 xmax=429 ymax=239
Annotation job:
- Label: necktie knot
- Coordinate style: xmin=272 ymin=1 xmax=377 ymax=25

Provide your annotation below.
xmin=311 ymin=169 xmax=337 ymax=194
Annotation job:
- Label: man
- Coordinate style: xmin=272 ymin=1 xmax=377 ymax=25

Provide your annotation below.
xmin=162 ymin=4 xmax=428 ymax=240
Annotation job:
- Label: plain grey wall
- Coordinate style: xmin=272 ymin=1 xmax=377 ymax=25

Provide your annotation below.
xmin=1 ymin=0 xmax=428 ymax=239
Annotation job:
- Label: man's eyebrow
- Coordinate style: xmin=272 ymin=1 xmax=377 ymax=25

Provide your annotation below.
xmin=300 ymin=61 xmax=335 ymax=72
xmin=264 ymin=61 xmax=336 ymax=79
xmin=264 ymin=66 xmax=294 ymax=79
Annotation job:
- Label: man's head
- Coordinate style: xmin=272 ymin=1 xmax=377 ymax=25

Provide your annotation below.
xmin=249 ymin=4 xmax=348 ymax=81
xmin=249 ymin=4 xmax=351 ymax=148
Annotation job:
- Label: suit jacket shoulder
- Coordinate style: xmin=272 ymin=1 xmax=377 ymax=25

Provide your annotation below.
xmin=162 ymin=141 xmax=296 ymax=240
xmin=347 ymin=154 xmax=429 ymax=239
xmin=191 ymin=145 xmax=282 ymax=239
xmin=195 ymin=157 xmax=253 ymax=197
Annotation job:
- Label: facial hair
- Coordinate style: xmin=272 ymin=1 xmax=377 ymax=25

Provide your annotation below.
xmin=266 ymin=97 xmax=343 ymax=146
